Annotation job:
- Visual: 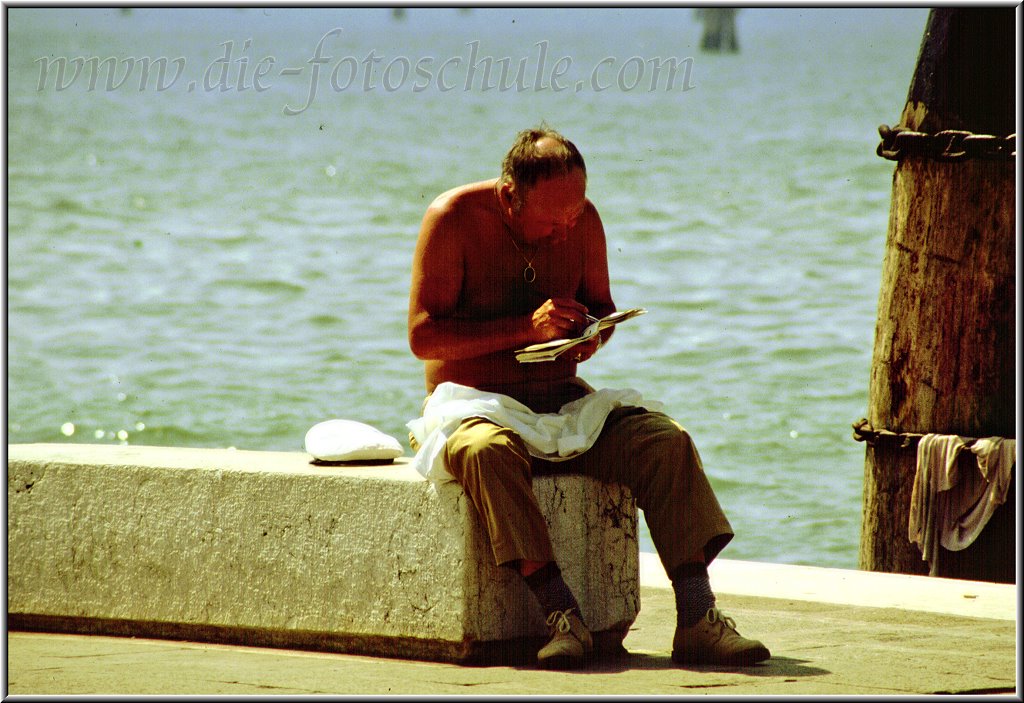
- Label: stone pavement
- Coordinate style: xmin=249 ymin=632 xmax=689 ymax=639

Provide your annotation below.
xmin=4 ymin=556 xmax=1017 ymax=697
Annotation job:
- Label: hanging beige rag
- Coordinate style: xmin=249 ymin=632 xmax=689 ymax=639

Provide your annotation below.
xmin=909 ymin=434 xmax=1016 ymax=574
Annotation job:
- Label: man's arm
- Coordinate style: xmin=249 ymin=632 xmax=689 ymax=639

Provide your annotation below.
xmin=573 ymin=203 xmax=617 ymax=360
xmin=409 ymin=203 xmax=522 ymax=360
xmin=408 ymin=200 xmax=588 ymax=361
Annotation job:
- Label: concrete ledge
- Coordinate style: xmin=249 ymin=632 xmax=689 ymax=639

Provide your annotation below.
xmin=7 ymin=443 xmax=639 ymax=664
xmin=642 ymin=553 xmax=1017 ymax=621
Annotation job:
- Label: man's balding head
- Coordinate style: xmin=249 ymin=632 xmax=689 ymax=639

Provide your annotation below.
xmin=500 ymin=126 xmax=587 ymax=208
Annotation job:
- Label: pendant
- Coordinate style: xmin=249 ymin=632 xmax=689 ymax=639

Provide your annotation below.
xmin=523 ymin=265 xmax=536 ymax=283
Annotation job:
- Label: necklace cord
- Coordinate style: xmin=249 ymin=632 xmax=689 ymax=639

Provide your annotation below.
xmin=496 ymin=183 xmax=538 ymax=283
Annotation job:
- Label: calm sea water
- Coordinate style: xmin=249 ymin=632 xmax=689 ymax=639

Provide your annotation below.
xmin=5 ymin=7 xmax=930 ymax=568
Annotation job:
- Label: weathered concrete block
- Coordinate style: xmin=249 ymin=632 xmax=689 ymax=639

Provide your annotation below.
xmin=7 ymin=443 xmax=639 ymax=663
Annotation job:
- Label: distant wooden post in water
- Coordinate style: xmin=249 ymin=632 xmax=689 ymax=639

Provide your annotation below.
xmin=859 ymin=9 xmax=1015 ymax=583
xmin=694 ymin=9 xmax=739 ymax=53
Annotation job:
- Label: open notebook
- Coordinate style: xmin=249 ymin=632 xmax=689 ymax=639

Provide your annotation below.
xmin=515 ymin=307 xmax=647 ymax=363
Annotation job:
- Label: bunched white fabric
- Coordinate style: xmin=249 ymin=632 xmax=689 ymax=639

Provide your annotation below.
xmin=407 ymin=381 xmax=662 ymax=486
xmin=304 ymin=419 xmax=404 ymax=462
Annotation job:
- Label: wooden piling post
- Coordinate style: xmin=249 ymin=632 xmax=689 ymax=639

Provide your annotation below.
xmin=695 ymin=9 xmax=739 ymax=53
xmin=859 ymin=8 xmax=1016 ymax=582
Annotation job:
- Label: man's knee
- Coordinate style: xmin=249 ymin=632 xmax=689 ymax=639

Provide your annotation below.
xmin=626 ymin=413 xmax=704 ymax=482
xmin=635 ymin=413 xmax=698 ymax=454
xmin=666 ymin=421 xmax=699 ymax=461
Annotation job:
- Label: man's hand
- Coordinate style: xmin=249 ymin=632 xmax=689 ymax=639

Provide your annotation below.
xmin=531 ymin=298 xmax=590 ymax=341
xmin=570 ymin=333 xmax=602 ymax=363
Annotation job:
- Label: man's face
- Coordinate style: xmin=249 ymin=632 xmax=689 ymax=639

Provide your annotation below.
xmin=515 ymin=168 xmax=587 ymax=245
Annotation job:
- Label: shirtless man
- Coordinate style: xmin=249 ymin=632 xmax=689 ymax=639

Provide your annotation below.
xmin=408 ymin=126 xmax=769 ymax=669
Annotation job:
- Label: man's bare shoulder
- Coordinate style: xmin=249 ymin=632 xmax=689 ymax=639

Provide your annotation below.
xmin=426 ymin=179 xmax=498 ymax=218
xmin=581 ymin=197 xmax=601 ymax=223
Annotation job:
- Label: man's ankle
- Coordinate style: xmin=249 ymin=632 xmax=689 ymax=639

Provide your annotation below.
xmin=670 ymin=561 xmax=716 ymax=628
xmin=519 ymin=559 xmax=549 ymax=578
xmin=522 ymin=562 xmax=582 ymax=622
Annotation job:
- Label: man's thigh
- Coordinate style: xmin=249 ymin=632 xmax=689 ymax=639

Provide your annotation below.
xmin=534 ymin=406 xmax=695 ymax=479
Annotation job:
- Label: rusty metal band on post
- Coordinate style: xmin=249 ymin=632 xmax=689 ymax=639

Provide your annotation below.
xmin=876 ymin=125 xmax=1017 ymax=162
xmin=851 ymin=418 xmax=926 ymax=448
xmin=851 ymin=418 xmax=1015 ymax=449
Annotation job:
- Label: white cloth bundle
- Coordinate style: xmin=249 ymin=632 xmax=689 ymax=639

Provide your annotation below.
xmin=304 ymin=419 xmax=404 ymax=462
xmin=406 ymin=381 xmax=662 ymax=486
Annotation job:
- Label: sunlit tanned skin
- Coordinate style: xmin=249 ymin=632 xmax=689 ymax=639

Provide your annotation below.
xmin=408 ymin=139 xmax=615 ymax=400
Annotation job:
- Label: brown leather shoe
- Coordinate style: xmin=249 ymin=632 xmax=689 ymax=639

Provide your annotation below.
xmin=672 ymin=608 xmax=770 ymax=665
xmin=537 ymin=608 xmax=593 ymax=669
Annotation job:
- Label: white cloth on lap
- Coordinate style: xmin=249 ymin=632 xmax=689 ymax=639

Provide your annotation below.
xmin=407 ymin=381 xmax=662 ymax=486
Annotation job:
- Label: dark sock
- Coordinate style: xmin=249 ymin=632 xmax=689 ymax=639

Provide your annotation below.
xmin=523 ymin=562 xmax=582 ymax=620
xmin=670 ymin=562 xmax=716 ymax=628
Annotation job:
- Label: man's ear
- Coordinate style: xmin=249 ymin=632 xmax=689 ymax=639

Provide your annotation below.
xmin=499 ymin=181 xmax=522 ymax=214
xmin=510 ymin=189 xmax=524 ymax=214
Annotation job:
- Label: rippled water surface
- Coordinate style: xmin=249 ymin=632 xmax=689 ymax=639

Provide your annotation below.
xmin=5 ymin=7 xmax=931 ymax=567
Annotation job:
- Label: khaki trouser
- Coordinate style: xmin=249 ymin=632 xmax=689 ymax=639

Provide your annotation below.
xmin=441 ymin=406 xmax=734 ymax=575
